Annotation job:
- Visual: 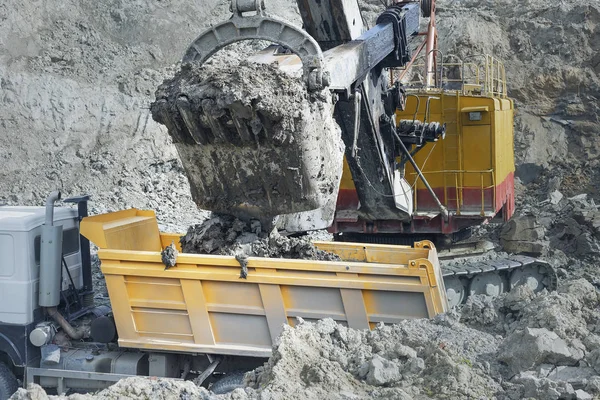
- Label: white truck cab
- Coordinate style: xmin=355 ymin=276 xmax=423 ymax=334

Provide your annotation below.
xmin=0 ymin=206 xmax=83 ymax=325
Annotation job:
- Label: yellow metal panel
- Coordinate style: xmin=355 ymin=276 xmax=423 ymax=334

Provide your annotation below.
xmin=364 ymin=290 xmax=429 ymax=321
xmin=493 ymin=98 xmax=515 ymax=184
xmin=132 ymin=308 xmax=193 ymax=337
xmin=203 ymin=281 xmax=264 ymax=309
xmin=257 ymin=278 xmax=288 ymax=342
xmin=314 ymin=241 xmax=429 ymax=264
xmin=461 ymin=106 xmax=489 ymax=113
xmin=81 ymin=209 xmax=161 ymax=251
xmin=209 ymin=313 xmax=272 ymax=348
xmin=281 ymin=286 xmax=346 ymax=319
xmin=104 ymin=274 xmax=137 ymax=340
xmin=160 ymin=233 xmax=182 ymax=251
xmin=126 ymin=276 xmax=185 ymax=309
xmin=338 ymin=273 xmax=370 ymax=330
xmin=462 ymin=125 xmax=492 ymax=188
xmin=180 ymin=280 xmax=216 ymax=345
xmin=339 ymin=157 xmax=356 ymax=190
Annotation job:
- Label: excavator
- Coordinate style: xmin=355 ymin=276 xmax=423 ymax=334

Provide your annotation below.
xmin=152 ymin=0 xmax=557 ymax=307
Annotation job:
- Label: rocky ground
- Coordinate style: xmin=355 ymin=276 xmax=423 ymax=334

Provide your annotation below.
xmin=5 ymin=0 xmax=600 ymax=399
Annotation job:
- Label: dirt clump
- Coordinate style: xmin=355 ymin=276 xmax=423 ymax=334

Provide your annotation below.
xmin=231 ymin=317 xmax=503 ymax=400
xmin=180 ymin=214 xmax=340 ymax=278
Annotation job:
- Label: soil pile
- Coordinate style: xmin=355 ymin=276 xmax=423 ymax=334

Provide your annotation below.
xmin=10 ymin=377 xmax=212 ymax=400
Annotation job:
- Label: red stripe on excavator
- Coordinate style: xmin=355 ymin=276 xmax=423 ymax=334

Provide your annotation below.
xmin=332 ymin=172 xmax=515 ymax=234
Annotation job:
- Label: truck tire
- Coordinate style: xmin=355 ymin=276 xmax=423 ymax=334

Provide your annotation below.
xmin=421 ymin=0 xmax=432 ymax=17
xmin=0 ymin=362 xmax=18 ymax=400
xmin=210 ymin=371 xmax=246 ymax=394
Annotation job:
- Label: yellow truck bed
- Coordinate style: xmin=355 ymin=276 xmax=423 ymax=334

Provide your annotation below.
xmin=81 ymin=210 xmax=448 ymax=357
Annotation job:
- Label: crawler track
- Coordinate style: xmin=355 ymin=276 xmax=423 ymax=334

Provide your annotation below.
xmin=441 ymin=255 xmax=558 ymax=307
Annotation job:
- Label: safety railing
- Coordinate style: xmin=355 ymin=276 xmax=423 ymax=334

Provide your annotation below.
xmin=407 ymin=169 xmax=496 ymax=216
xmin=392 ymin=54 xmax=508 ymax=98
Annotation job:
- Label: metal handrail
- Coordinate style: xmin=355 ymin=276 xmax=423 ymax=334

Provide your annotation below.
xmin=407 ymin=169 xmax=496 ymax=216
xmin=393 ymin=54 xmax=508 ymax=98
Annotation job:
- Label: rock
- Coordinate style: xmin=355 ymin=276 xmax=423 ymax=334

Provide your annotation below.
xmin=394 ymin=344 xmax=417 ymax=360
xmin=584 ymin=335 xmax=600 ymax=352
xmin=498 ymin=328 xmax=578 ymax=375
xmin=575 ymin=389 xmax=594 ymax=399
xmin=512 ymin=374 xmax=561 ymax=400
xmin=559 ymin=381 xmax=577 ymax=398
xmin=10 ymin=384 xmax=50 ymax=400
xmin=586 ymin=349 xmax=600 ymax=374
xmin=546 ymin=366 xmax=595 ymax=389
xmin=585 ymin=376 xmax=600 ymax=393
xmin=550 ymin=190 xmax=564 ymax=205
xmin=515 ymin=163 xmax=544 ymax=184
xmin=503 ymin=285 xmax=535 ymax=310
xmin=538 ymin=363 xmax=555 ymax=378
xmin=365 ymin=354 xmax=401 ymax=386
xmin=160 ymin=242 xmax=178 ymax=269
xmin=500 ymin=215 xmax=548 ymax=255
xmin=570 ymin=194 xmax=589 ymax=202
xmin=576 ymin=233 xmax=600 ymax=256
xmin=403 ymin=357 xmax=425 ymax=375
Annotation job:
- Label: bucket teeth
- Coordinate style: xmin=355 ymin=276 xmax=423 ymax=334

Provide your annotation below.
xmin=153 ymin=99 xmax=192 ymax=145
xmin=175 ymin=96 xmax=210 ymax=145
xmin=164 ymin=97 xmax=267 ymax=148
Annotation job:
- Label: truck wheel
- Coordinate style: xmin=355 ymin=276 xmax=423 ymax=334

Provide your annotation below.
xmin=210 ymin=371 xmax=246 ymax=394
xmin=421 ymin=0 xmax=432 ymax=17
xmin=0 ymin=362 xmax=18 ymax=400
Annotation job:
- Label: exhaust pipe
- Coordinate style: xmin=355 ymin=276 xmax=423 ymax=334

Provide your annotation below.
xmin=46 ymin=307 xmax=85 ymax=340
xmin=39 ymin=191 xmax=63 ymax=308
xmin=39 ymin=191 xmax=87 ymax=340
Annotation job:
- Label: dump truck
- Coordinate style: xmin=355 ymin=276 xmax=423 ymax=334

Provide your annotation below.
xmin=0 ymin=193 xmax=447 ymax=398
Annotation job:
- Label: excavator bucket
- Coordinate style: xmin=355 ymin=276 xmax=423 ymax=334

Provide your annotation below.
xmin=151 ymin=0 xmax=343 ymax=224
xmin=152 ymin=62 xmax=342 ymax=224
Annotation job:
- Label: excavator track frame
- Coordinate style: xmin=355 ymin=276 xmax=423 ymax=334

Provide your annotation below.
xmin=442 ymin=255 xmax=558 ymax=307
